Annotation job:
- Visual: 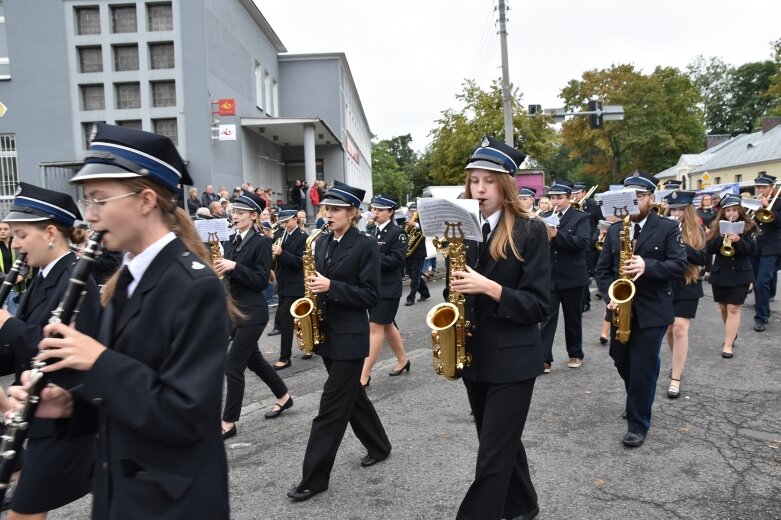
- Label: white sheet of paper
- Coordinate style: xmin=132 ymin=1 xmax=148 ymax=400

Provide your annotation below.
xmin=740 ymin=198 xmax=762 ymax=212
xmin=719 ymin=220 xmax=744 ymax=235
xmin=543 ymin=214 xmax=560 ymax=227
xmin=417 ymin=198 xmax=483 ymax=241
xmin=194 ymin=218 xmax=230 ymax=242
xmin=598 ymin=189 xmax=640 ymax=217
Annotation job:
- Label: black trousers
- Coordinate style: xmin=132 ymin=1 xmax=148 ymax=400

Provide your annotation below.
xmin=540 ymin=286 xmax=586 ymax=363
xmin=278 ymin=295 xmax=298 ymax=361
xmin=297 ymin=357 xmax=391 ymax=492
xmin=458 ymin=378 xmax=538 ymax=520
xmin=223 ymin=322 xmax=288 ymax=422
xmin=405 ymin=257 xmax=429 ymax=302
xmin=609 ymin=321 xmax=666 ymax=435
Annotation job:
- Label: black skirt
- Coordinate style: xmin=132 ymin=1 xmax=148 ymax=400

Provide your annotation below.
xmin=712 ymin=284 xmax=750 ymax=306
xmin=369 ymin=298 xmax=400 ymax=324
xmin=673 ymin=299 xmax=700 ymax=319
xmin=11 ymin=434 xmax=93 ymax=514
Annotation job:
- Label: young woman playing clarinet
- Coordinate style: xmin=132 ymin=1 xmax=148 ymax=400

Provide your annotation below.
xmin=448 ymin=136 xmax=550 ymax=520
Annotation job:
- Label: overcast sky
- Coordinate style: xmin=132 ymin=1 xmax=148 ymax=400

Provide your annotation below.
xmin=255 ymin=0 xmax=779 ymax=152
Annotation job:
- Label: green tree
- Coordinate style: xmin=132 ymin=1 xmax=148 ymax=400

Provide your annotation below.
xmin=371 ymin=138 xmax=411 ymax=202
xmin=728 ymin=60 xmax=777 ymax=134
xmin=687 ymin=55 xmax=733 ymax=134
xmin=407 ymin=149 xmax=433 ymax=199
xmin=769 ymin=38 xmax=781 ymax=116
xmin=559 ymin=64 xmax=704 ymax=186
xmin=428 ymin=79 xmax=558 ymax=186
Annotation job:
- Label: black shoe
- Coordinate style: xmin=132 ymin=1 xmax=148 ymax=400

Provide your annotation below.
xmin=264 ymin=397 xmax=293 ymax=419
xmin=389 ymin=359 xmax=411 ymax=376
xmin=222 ymin=424 xmax=237 ymax=440
xmin=754 ymin=322 xmax=766 ymax=332
xmin=287 ymin=486 xmax=326 ymax=502
xmin=599 ymin=336 xmax=608 ymax=345
xmin=362 ymin=376 xmax=371 ymax=388
xmin=721 ymin=350 xmax=734 ymax=359
xmin=623 ymin=431 xmax=645 ymax=447
xmin=509 ymin=506 xmax=540 ymax=520
xmin=404 ymin=299 xmax=415 ymax=306
xmin=621 ymin=409 xmax=627 ymax=420
xmin=594 ymin=292 xmax=602 ymax=300
xmin=300 ymin=352 xmax=314 ymax=360
xmin=273 ymin=360 xmax=291 ymax=371
xmin=360 ymin=453 xmax=388 ymax=467
xmin=582 ymin=304 xmax=591 ymax=312
xmin=267 ymin=328 xmax=281 ymax=336
xmin=418 ymin=295 xmax=430 ymax=302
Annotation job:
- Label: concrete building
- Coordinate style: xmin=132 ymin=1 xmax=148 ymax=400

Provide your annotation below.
xmin=0 ymin=0 xmax=372 ymax=216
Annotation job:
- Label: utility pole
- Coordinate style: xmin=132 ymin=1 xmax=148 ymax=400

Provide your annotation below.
xmin=498 ymin=0 xmax=513 ymax=146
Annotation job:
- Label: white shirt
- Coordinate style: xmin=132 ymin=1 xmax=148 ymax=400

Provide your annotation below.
xmin=480 ymin=210 xmax=502 ymax=242
xmin=40 ymin=252 xmax=71 ymax=278
xmin=121 ymin=231 xmax=177 ymax=297
xmin=375 ymin=219 xmax=391 ymax=235
xmin=630 ymin=216 xmax=648 ymax=240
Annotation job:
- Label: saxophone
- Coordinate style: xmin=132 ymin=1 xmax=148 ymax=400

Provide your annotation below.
xmin=290 ymin=223 xmax=329 ymax=354
xmin=426 ymin=222 xmax=471 ymax=380
xmin=405 ymin=211 xmax=424 ymax=257
xmin=607 ymin=214 xmax=636 ymax=344
xmin=207 ymin=232 xmax=224 ymax=279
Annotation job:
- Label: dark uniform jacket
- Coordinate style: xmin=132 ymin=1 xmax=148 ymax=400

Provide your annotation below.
xmin=275 ymin=227 xmax=306 ymax=298
xmin=549 ymin=207 xmax=590 ymax=289
xmin=315 ymin=226 xmax=379 ymax=360
xmin=70 ymin=238 xmax=231 ymax=520
xmin=707 ymin=226 xmax=759 ymax=287
xmin=459 ymin=216 xmax=551 ymax=384
xmin=225 ymin=228 xmax=271 ymax=326
xmin=596 ymin=212 xmax=688 ymax=329
xmin=372 ymin=221 xmax=407 ymax=299
xmin=671 ymin=242 xmax=707 ymax=301
xmin=405 ymin=222 xmax=426 ymax=262
xmin=756 ymin=198 xmax=781 ymax=256
xmin=0 ymin=251 xmax=100 ymax=438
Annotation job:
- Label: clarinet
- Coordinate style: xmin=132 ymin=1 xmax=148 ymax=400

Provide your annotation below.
xmin=0 ymin=253 xmax=27 ymax=309
xmin=0 ymin=232 xmax=104 ymax=501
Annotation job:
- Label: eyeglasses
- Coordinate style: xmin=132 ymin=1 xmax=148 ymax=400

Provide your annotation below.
xmin=78 ymin=191 xmax=139 ymax=213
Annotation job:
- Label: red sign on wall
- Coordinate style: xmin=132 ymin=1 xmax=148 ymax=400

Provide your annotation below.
xmin=217 ymin=98 xmax=236 ymax=116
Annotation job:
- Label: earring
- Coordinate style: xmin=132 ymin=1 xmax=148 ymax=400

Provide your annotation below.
xmin=48 ymin=241 xmax=54 ymax=249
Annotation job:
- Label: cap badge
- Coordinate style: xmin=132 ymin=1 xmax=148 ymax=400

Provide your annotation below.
xmin=633 ymin=171 xmax=640 ymax=178
xmin=481 ymin=137 xmax=489 ymax=147
xmin=671 ymin=192 xmax=678 ymax=199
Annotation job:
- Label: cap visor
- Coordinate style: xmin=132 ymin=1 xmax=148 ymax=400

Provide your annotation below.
xmin=465 ymin=160 xmax=509 ymax=174
xmin=231 ymin=202 xmax=257 ymax=212
xmin=321 ymin=197 xmax=351 ymax=207
xmin=3 ymin=210 xmax=50 ymax=223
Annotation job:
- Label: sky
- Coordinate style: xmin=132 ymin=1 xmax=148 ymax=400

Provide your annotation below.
xmin=254 ymin=0 xmax=780 ymax=153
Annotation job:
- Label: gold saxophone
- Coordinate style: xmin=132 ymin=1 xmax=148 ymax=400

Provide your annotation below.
xmin=208 ymin=232 xmax=224 ymax=279
xmin=426 ymin=222 xmax=472 ymax=380
xmin=608 ymin=215 xmax=636 ymax=344
xmin=405 ymin=211 xmax=424 ymax=257
xmin=290 ymin=223 xmax=329 ymax=354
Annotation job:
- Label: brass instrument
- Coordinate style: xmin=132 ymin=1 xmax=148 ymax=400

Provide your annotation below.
xmin=595 ymin=230 xmax=606 ymax=251
xmin=426 ymin=222 xmax=471 ymax=380
xmin=571 ymin=185 xmax=599 ymax=211
xmin=607 ymin=213 xmax=636 ymax=344
xmin=650 ymin=203 xmax=662 ymax=214
xmin=720 ymin=236 xmax=735 ymax=257
xmin=755 ymin=180 xmax=781 ymax=224
xmin=291 ymin=223 xmax=329 ymax=354
xmin=405 ymin=211 xmax=424 ymax=257
xmin=207 ymin=232 xmax=224 ymax=279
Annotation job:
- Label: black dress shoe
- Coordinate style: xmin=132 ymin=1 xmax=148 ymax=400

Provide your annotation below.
xmin=621 ymin=409 xmax=627 ymax=420
xmin=267 ymin=328 xmax=281 ymax=336
xmin=300 ymin=352 xmax=314 ymax=360
xmin=509 ymin=505 xmax=540 ymax=520
xmin=287 ymin=486 xmax=326 ymax=502
xmin=599 ymin=336 xmax=608 ymax=345
xmin=754 ymin=322 xmax=766 ymax=332
xmin=418 ymin=295 xmax=430 ymax=302
xmin=404 ymin=299 xmax=415 ymax=306
xmin=582 ymin=304 xmax=591 ymax=312
xmin=222 ymin=424 xmax=237 ymax=440
xmin=360 ymin=453 xmax=388 ymax=467
xmin=622 ymin=431 xmax=645 ymax=447
xmin=389 ymin=359 xmax=411 ymax=376
xmin=273 ymin=360 xmax=291 ymax=371
xmin=721 ymin=351 xmax=734 ymax=359
xmin=264 ymin=397 xmax=293 ymax=419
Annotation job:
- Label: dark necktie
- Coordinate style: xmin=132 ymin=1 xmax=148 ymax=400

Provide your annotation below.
xmin=112 ymin=266 xmax=133 ymax=333
xmin=479 ymin=222 xmax=491 ymax=257
xmin=234 ymin=233 xmax=243 ymax=247
xmin=633 ymin=223 xmax=642 ymax=243
xmin=556 ymin=211 xmax=563 ymax=219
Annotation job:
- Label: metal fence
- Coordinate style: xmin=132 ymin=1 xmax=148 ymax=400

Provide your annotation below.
xmin=0 ymin=134 xmax=18 ymax=217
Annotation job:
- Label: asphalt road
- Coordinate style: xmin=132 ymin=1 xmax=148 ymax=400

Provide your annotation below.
xmin=39 ymin=276 xmax=781 ymax=519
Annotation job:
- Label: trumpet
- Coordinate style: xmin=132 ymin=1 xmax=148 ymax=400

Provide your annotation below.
xmin=595 ymin=230 xmax=606 ymax=251
xmin=720 ymin=236 xmax=735 ymax=257
xmin=650 ymin=203 xmax=662 ymax=214
xmin=571 ymin=185 xmax=599 ymax=211
xmin=754 ymin=180 xmax=781 ymax=224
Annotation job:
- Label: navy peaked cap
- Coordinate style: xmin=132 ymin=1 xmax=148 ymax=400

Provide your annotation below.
xmin=664 ymin=190 xmax=696 ymax=208
xmin=754 ymin=172 xmax=777 ymax=185
xmin=370 ymin=193 xmax=398 ymax=209
xmin=465 ymin=135 xmax=526 ymax=177
xmin=321 ymin=180 xmax=365 ymax=208
xmin=4 ymin=182 xmax=82 ymax=227
xmin=720 ymin=194 xmax=741 ymax=208
xmin=232 ymin=191 xmax=266 ymax=213
xmin=623 ymin=170 xmax=659 ymax=192
xmin=548 ymin=179 xmax=574 ymax=195
xmin=518 ymin=186 xmax=536 ymax=197
xmin=277 ymin=209 xmax=297 ymax=222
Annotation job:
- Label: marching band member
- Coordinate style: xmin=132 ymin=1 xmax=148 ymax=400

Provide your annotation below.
xmin=517 ymin=186 xmax=536 ymax=212
xmin=706 ymin=194 xmax=759 ymax=358
xmin=23 ymin=123 xmax=232 ymax=518
xmin=404 ymin=202 xmax=430 ymax=306
xmin=574 ymin=182 xmax=604 ymax=312
xmin=361 ymin=194 xmax=410 ymax=387
xmin=449 ymin=136 xmax=549 ymax=520
xmin=662 ymin=191 xmax=707 ymax=398
xmin=0 ymin=184 xmax=100 ymax=519
xmin=596 ymin=171 xmax=687 ymax=447
xmin=751 ymin=173 xmax=781 ymax=333
xmin=216 ymin=191 xmax=293 ymax=439
xmin=271 ymin=209 xmax=307 ymax=369
xmin=540 ymin=179 xmax=590 ymax=372
xmin=288 ymin=181 xmax=391 ymax=502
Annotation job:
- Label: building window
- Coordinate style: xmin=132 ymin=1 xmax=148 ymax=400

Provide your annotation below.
xmin=735 ymin=174 xmax=742 ymax=183
xmin=151 ymin=81 xmax=176 ymax=107
xmin=264 ymin=71 xmax=272 ymax=115
xmin=254 ymin=61 xmax=263 ymax=110
xmin=0 ymin=134 xmax=18 ymax=215
xmin=80 ymin=84 xmax=105 ymax=111
xmin=153 ymin=118 xmax=177 ymax=145
xmin=78 ymin=46 xmax=103 ymax=73
xmin=111 ymin=5 xmax=137 ymax=33
xmin=82 ymin=122 xmax=103 ymax=149
xmin=116 ymin=119 xmax=142 ymax=130
xmin=76 ymin=6 xmax=101 ymax=35
xmin=0 ymin=2 xmax=10 ymax=80
xmin=147 ymin=3 xmax=173 ymax=31
xmin=149 ymin=42 xmax=174 ymax=69
xmin=113 ymin=44 xmax=139 ymax=71
xmin=714 ymin=177 xmax=721 ymax=185
xmin=115 ymin=82 xmax=141 ymax=109
xmin=272 ymin=79 xmax=278 ymax=117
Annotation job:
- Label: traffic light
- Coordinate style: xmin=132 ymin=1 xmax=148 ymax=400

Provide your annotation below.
xmin=588 ymin=100 xmax=603 ymax=129
xmin=528 ymin=104 xmax=542 ymax=116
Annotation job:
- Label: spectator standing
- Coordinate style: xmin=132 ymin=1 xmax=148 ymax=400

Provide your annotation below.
xmin=290 ymin=180 xmax=303 ymax=210
xmin=186 ymin=187 xmax=203 ymax=216
xmin=202 ymin=184 xmax=220 ymax=207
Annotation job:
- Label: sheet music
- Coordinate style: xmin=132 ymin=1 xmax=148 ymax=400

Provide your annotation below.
xmin=719 ymin=220 xmax=744 ymax=235
xmin=194 ymin=218 xmax=230 ymax=242
xmin=542 ymin=213 xmax=560 ymax=227
xmin=417 ymin=198 xmax=483 ymax=241
xmin=598 ymin=189 xmax=640 ymax=217
xmin=656 ymin=189 xmax=672 ymax=203
xmin=740 ymin=198 xmax=762 ymax=212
